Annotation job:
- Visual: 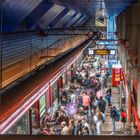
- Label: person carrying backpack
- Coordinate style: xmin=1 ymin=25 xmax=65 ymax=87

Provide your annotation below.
xmin=97 ymin=96 xmax=106 ymax=120
xmin=110 ymin=106 xmax=120 ymax=134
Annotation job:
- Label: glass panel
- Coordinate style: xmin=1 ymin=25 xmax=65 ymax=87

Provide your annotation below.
xmin=62 ymin=73 xmax=66 ymax=85
xmin=67 ymin=67 xmax=71 ymax=81
xmin=31 ymin=103 xmax=40 ymax=134
xmin=6 ymin=113 xmax=29 ymax=134
xmin=39 ymin=94 xmax=46 ymax=117
xmin=52 ymin=81 xmax=58 ymax=102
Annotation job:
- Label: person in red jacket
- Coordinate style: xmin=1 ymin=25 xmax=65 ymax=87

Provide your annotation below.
xmin=120 ymin=108 xmax=127 ymax=130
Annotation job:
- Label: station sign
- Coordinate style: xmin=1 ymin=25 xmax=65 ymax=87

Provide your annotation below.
xmin=94 ymin=49 xmax=110 ymax=55
xmin=110 ymin=49 xmax=116 ymax=55
xmin=88 ymin=49 xmax=94 ymax=55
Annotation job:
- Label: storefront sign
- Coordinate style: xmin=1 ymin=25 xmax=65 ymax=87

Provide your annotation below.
xmin=88 ymin=48 xmax=94 ymax=55
xmin=94 ymin=49 xmax=110 ymax=55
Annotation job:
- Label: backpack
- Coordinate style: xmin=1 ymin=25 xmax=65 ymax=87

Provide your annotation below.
xmin=115 ymin=110 xmax=120 ymax=121
xmin=111 ymin=108 xmax=120 ymax=121
xmin=98 ymin=100 xmax=106 ymax=113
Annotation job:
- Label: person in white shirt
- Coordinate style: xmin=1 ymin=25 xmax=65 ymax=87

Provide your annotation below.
xmin=61 ymin=121 xmax=68 ymax=135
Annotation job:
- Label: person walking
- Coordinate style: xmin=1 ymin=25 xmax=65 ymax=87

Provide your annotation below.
xmin=68 ymin=119 xmax=75 ymax=135
xmin=60 ymin=121 xmax=68 ymax=135
xmin=82 ymin=92 xmax=90 ymax=112
xmin=71 ymin=92 xmax=76 ymax=104
xmin=81 ymin=127 xmax=90 ymax=135
xmin=120 ymin=108 xmax=127 ymax=130
xmin=105 ymin=86 xmax=112 ymax=105
xmin=97 ymin=96 xmax=106 ymax=120
xmin=93 ymin=109 xmax=104 ymax=135
xmin=110 ymin=106 xmax=120 ymax=135
xmin=49 ymin=127 xmax=56 ymax=135
xmin=76 ymin=120 xmax=83 ymax=135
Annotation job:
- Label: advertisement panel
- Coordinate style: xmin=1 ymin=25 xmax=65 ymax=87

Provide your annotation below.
xmin=115 ymin=68 xmax=121 ymax=82
xmin=39 ymin=95 xmax=46 ymax=117
xmin=112 ymin=64 xmax=122 ymax=87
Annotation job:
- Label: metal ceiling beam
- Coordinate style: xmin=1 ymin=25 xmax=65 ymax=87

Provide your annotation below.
xmin=1 ymin=28 xmax=100 ymax=36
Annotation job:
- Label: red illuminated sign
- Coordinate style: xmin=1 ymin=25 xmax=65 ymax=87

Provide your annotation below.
xmin=112 ymin=68 xmax=121 ymax=87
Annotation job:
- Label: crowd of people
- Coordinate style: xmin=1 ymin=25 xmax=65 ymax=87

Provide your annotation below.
xmin=37 ymin=56 xmax=139 ymax=136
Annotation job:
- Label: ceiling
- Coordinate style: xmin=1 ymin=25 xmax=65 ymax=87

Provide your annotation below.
xmin=1 ymin=0 xmax=136 ymax=33
xmin=54 ymin=0 xmax=136 ymax=16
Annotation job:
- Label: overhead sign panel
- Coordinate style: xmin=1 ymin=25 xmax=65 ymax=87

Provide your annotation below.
xmin=94 ymin=49 xmax=110 ymax=55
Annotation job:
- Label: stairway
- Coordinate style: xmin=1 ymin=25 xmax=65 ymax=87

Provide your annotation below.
xmin=101 ymin=76 xmax=125 ymax=135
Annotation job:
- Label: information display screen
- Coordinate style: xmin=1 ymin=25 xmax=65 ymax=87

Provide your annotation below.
xmin=94 ymin=49 xmax=110 ymax=55
xmin=110 ymin=49 xmax=116 ymax=55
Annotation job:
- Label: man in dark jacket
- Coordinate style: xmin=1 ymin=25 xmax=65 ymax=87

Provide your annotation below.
xmin=98 ymin=96 xmax=106 ymax=114
xmin=110 ymin=106 xmax=120 ymax=134
xmin=97 ymin=96 xmax=106 ymax=122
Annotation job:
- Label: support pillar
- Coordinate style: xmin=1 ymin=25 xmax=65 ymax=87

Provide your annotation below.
xmin=0 ymin=5 xmax=2 ymax=108
xmin=137 ymin=76 xmax=140 ymax=117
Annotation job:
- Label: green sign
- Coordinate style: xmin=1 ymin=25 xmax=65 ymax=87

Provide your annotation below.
xmin=39 ymin=95 xmax=46 ymax=117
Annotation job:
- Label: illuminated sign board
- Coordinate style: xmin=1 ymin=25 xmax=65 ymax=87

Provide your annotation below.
xmin=115 ymin=69 xmax=121 ymax=82
xmin=88 ymin=49 xmax=94 ymax=55
xmin=110 ymin=49 xmax=116 ymax=55
xmin=94 ymin=49 xmax=110 ymax=55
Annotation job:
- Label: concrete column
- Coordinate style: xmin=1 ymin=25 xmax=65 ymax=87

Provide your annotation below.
xmin=137 ymin=76 xmax=140 ymax=117
xmin=137 ymin=8 xmax=140 ymax=117
xmin=125 ymin=2 xmax=140 ymax=120
xmin=0 ymin=6 xmax=2 ymax=109
xmin=116 ymin=1 xmax=140 ymax=123
xmin=0 ymin=31 xmax=2 ymax=90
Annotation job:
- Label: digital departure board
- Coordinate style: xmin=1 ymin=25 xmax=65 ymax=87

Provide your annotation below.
xmin=94 ymin=49 xmax=110 ymax=55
